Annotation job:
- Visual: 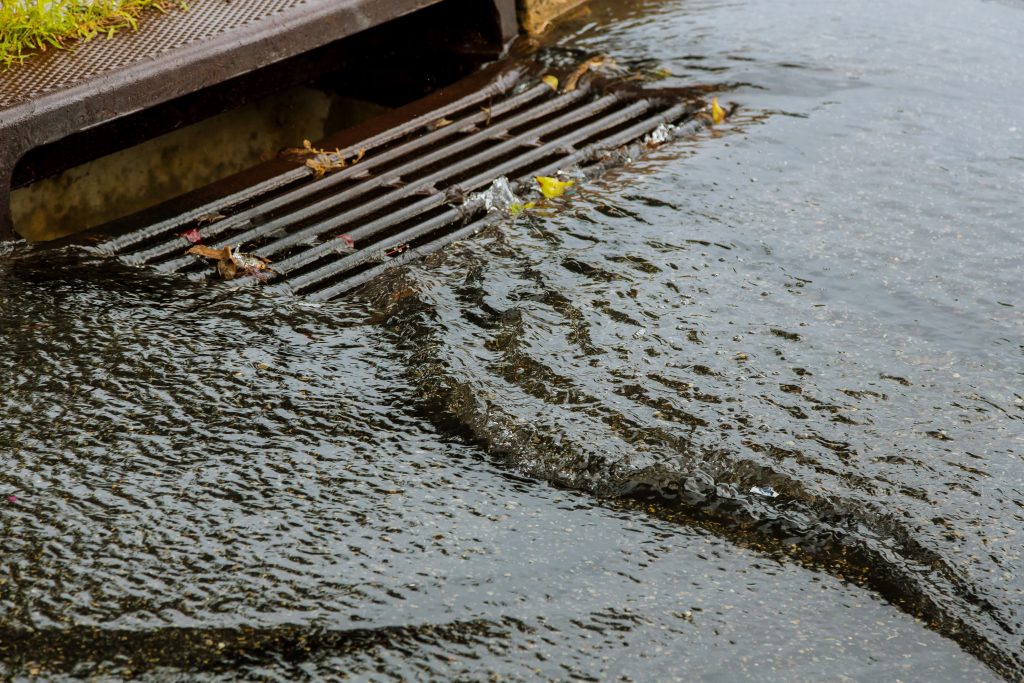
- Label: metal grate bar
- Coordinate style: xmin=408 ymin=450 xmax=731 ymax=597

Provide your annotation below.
xmin=306 ymin=211 xmax=506 ymax=301
xmin=95 ymin=67 xmax=708 ymax=301
xmin=117 ymin=70 xmax=533 ymax=264
xmin=289 ymin=100 xmax=696 ymax=300
xmin=277 ymin=97 xmax=658 ymax=288
xmin=154 ymin=91 xmax=625 ymax=276
xmin=144 ymin=87 xmax=596 ymax=272
xmin=101 ymin=170 xmax=307 ymax=255
xmin=268 ymin=97 xmax=651 ymax=276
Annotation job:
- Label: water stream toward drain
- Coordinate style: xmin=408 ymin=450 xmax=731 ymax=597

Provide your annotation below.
xmin=2 ymin=0 xmax=1022 ymax=680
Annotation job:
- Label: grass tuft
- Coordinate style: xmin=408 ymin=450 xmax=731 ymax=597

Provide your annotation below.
xmin=0 ymin=0 xmax=183 ymax=69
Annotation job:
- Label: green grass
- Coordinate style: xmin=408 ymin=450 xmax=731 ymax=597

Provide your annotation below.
xmin=0 ymin=0 xmax=178 ymax=68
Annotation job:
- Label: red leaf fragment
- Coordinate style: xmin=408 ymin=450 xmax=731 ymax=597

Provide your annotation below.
xmin=181 ymin=228 xmax=203 ymax=244
xmin=338 ymin=234 xmax=356 ymax=249
xmin=6 ymin=495 xmax=16 ymax=503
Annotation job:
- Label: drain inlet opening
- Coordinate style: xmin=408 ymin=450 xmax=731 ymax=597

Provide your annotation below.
xmin=8 ymin=0 xmax=510 ymax=242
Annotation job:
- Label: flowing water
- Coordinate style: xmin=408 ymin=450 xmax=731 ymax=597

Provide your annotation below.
xmin=2 ymin=0 xmax=1022 ymax=680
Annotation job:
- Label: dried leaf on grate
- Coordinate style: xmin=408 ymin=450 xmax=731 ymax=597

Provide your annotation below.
xmin=281 ymin=140 xmax=366 ymax=177
xmin=186 ymin=244 xmax=274 ymax=280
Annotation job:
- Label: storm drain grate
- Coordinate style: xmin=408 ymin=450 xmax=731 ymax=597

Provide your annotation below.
xmin=95 ymin=65 xmax=710 ymax=300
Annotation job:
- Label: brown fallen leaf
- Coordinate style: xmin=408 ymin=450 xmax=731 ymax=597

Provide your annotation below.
xmin=564 ymin=56 xmax=608 ymax=92
xmin=282 ymin=139 xmax=357 ymax=177
xmin=227 ymin=246 xmax=273 ymax=271
xmin=305 ymin=154 xmax=346 ymax=177
xmin=187 ymin=244 xmax=230 ymax=260
xmin=431 ymin=117 xmax=454 ymax=130
xmin=217 ymin=258 xmax=238 ymax=281
xmin=187 ymin=244 xmax=273 ymax=281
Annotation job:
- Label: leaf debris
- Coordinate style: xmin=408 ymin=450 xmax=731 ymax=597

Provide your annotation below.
xmin=283 ymin=140 xmax=365 ymax=178
xmin=535 ymin=176 xmax=575 ymax=199
xmin=711 ymin=97 xmax=726 ymax=124
xmin=180 ymin=227 xmax=203 ymax=244
xmin=186 ymin=244 xmax=274 ymax=281
xmin=563 ymin=56 xmax=608 ymax=92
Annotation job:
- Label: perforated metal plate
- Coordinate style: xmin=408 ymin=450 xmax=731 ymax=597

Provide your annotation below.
xmin=1 ymin=0 xmax=300 ymax=109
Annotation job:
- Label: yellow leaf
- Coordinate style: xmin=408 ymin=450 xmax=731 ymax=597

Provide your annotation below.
xmin=508 ymin=201 xmax=536 ymax=217
xmin=541 ymin=75 xmax=559 ymax=91
xmin=535 ymin=176 xmax=575 ymax=199
xmin=711 ymin=97 xmax=726 ymax=125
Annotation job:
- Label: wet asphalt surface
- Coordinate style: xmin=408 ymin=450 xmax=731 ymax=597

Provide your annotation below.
xmin=1 ymin=0 xmax=1022 ymax=680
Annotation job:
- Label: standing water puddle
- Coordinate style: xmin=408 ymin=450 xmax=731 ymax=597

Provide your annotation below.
xmin=2 ymin=0 xmax=1022 ymax=680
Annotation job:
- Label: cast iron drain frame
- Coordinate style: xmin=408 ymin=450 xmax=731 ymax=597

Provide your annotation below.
xmin=83 ymin=61 xmax=711 ymax=300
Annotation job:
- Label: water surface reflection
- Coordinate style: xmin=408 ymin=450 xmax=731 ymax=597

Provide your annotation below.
xmin=2 ymin=0 xmax=1023 ymax=679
